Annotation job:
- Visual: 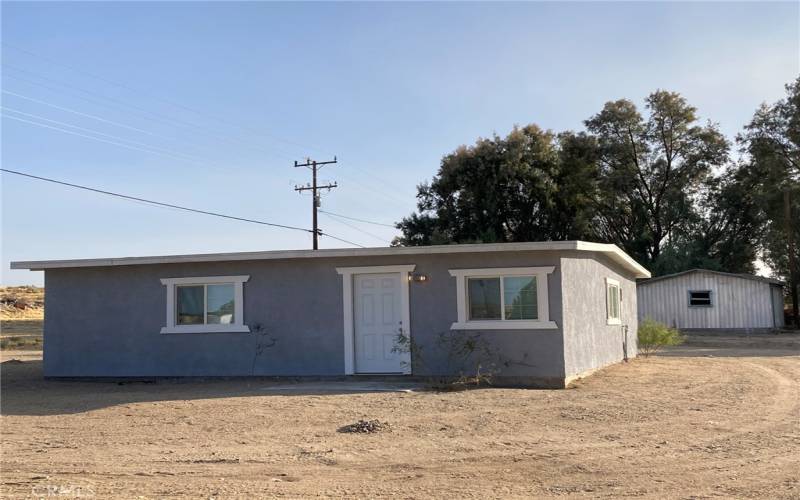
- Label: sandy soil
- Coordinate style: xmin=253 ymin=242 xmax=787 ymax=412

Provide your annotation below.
xmin=1 ymin=334 xmax=798 ymax=499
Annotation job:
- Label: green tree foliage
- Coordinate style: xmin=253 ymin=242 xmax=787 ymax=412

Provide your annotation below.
xmin=652 ymin=165 xmax=763 ymax=276
xmin=394 ymin=125 xmax=598 ymax=245
xmin=585 ymin=91 xmax=729 ymax=266
xmin=738 ymin=77 xmax=800 ymax=325
xmin=395 ymin=86 xmax=790 ymax=284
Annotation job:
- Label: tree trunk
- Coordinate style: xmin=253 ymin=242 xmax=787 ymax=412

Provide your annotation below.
xmin=785 ymin=189 xmax=799 ymax=328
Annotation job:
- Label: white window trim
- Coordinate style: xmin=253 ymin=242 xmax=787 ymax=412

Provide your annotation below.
xmin=160 ymin=275 xmax=250 ymax=334
xmin=449 ymin=266 xmax=557 ymax=330
xmin=606 ymin=277 xmax=621 ymax=325
xmin=336 ymin=265 xmax=415 ymax=375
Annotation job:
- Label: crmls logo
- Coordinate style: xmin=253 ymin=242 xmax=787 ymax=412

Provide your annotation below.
xmin=31 ymin=483 xmax=96 ymax=497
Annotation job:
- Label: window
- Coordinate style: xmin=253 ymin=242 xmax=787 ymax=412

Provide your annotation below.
xmin=606 ymin=278 xmax=621 ymax=325
xmin=160 ymin=276 xmax=250 ymax=334
xmin=449 ymin=267 xmax=557 ymax=330
xmin=689 ymin=290 xmax=712 ymax=307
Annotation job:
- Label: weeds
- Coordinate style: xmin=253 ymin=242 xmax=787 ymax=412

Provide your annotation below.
xmin=638 ymin=318 xmax=685 ymax=356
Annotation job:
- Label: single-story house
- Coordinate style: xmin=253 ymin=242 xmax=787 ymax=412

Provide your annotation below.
xmin=11 ymin=241 xmax=650 ymax=388
xmin=637 ymin=269 xmax=785 ymax=332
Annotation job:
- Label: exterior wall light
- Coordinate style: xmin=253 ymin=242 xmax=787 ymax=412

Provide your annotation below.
xmin=410 ymin=273 xmax=429 ymax=283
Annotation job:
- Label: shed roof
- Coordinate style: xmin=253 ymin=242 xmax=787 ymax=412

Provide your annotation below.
xmin=638 ymin=268 xmax=783 ymax=287
xmin=10 ymin=240 xmax=651 ymax=278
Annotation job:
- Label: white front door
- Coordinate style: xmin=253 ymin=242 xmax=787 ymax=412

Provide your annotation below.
xmin=354 ymin=273 xmax=405 ymax=373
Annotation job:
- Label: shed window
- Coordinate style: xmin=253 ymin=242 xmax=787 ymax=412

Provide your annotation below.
xmin=606 ymin=278 xmax=622 ymax=325
xmin=689 ymin=290 xmax=712 ymax=307
xmin=161 ymin=276 xmax=250 ymax=334
xmin=449 ymin=267 xmax=557 ymax=330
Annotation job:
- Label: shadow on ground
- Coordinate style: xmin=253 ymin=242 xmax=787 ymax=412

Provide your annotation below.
xmin=0 ymin=359 xmax=422 ymax=417
xmin=3 ymin=331 xmax=797 ymax=416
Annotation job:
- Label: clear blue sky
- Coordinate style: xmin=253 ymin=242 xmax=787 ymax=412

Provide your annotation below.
xmin=2 ymin=2 xmax=798 ymax=285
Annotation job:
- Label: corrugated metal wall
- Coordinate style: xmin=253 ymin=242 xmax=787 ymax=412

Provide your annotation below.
xmin=772 ymin=285 xmax=786 ymax=328
xmin=637 ymin=271 xmax=778 ymax=329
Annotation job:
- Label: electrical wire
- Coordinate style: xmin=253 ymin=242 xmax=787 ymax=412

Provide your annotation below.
xmin=2 ymin=47 xmax=417 ymax=204
xmin=1 ymin=168 xmax=369 ymax=247
xmin=2 ymin=90 xmax=166 ymax=137
xmin=3 ymin=80 xmax=413 ymax=207
xmin=318 ymin=209 xmax=396 ymax=228
xmin=1 ymin=43 xmax=320 ymax=154
xmin=3 ymin=45 xmax=416 ymax=216
xmin=320 ymin=212 xmax=392 ymax=244
xmin=0 ymin=168 xmax=313 ymax=233
xmin=1 ymin=106 xmax=204 ymax=163
xmin=2 ymin=70 xmax=297 ymax=161
xmin=2 ymin=114 xmax=204 ymax=163
xmin=318 ymin=232 xmax=367 ymax=248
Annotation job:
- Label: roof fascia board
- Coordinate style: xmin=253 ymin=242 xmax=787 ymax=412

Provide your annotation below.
xmin=11 ymin=240 xmax=651 ymax=278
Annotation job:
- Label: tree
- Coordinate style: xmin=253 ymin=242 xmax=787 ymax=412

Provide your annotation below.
xmin=394 ymin=125 xmax=597 ymax=246
xmin=739 ymin=77 xmax=800 ymax=326
xmin=585 ymin=91 xmax=729 ymax=267
xmin=650 ymin=163 xmax=764 ymax=276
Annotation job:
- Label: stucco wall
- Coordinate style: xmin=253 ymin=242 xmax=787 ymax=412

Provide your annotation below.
xmin=637 ymin=272 xmax=779 ymax=329
xmin=560 ymin=252 xmax=639 ymax=379
xmin=43 ymin=251 xmax=568 ymax=381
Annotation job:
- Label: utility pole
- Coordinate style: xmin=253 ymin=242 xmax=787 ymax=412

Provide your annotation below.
xmin=294 ymin=157 xmax=338 ymax=250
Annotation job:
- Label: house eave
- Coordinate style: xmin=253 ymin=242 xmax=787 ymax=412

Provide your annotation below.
xmin=10 ymin=240 xmax=651 ymax=279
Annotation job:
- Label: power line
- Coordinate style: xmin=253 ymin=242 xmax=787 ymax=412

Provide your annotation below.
xmin=1 ymin=114 xmax=205 ymax=163
xmin=2 ymin=90 xmax=166 ymax=137
xmin=0 ymin=168 xmax=313 ymax=233
xmin=318 ymin=209 xmax=396 ymax=228
xmin=2 ymin=45 xmax=415 ymax=212
xmin=2 ymin=70 xmax=298 ymax=161
xmin=3 ymin=45 xmax=418 ymax=200
xmin=320 ymin=212 xmax=392 ymax=244
xmin=1 ymin=106 xmax=204 ymax=163
xmin=317 ymin=231 xmax=366 ymax=248
xmin=1 ymin=107 xmax=244 ymax=176
xmin=1 ymin=168 xmax=368 ymax=248
xmin=3 ymin=68 xmax=414 ymax=209
xmin=1 ymin=42 xmax=321 ymax=155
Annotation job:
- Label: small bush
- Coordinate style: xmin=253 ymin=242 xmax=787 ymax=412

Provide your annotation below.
xmin=638 ymin=318 xmax=684 ymax=356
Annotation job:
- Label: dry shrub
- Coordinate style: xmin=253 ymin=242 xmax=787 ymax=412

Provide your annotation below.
xmin=638 ymin=318 xmax=684 ymax=356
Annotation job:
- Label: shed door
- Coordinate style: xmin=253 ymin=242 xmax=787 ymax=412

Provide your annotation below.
xmin=354 ymin=273 xmax=404 ymax=373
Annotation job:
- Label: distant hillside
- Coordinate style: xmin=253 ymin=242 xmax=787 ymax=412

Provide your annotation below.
xmin=1 ymin=286 xmax=44 ymax=320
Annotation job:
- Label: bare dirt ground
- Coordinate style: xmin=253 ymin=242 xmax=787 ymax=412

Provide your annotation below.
xmin=1 ymin=333 xmax=798 ymax=499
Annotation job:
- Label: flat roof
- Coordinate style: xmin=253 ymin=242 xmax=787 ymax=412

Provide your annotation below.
xmin=10 ymin=240 xmax=651 ymax=278
xmin=639 ymin=268 xmax=782 ymax=286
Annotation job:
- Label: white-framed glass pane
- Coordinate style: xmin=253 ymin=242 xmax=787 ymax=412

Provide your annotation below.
xmin=503 ymin=276 xmax=538 ymax=320
xmin=607 ymin=284 xmax=620 ymax=319
xmin=468 ymin=277 xmax=502 ymax=320
xmin=206 ymin=284 xmax=235 ymax=324
xmin=177 ymin=285 xmax=204 ymax=325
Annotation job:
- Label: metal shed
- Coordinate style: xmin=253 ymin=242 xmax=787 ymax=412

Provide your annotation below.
xmin=637 ymin=269 xmax=785 ymax=331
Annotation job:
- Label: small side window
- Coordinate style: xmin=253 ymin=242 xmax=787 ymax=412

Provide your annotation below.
xmin=606 ymin=278 xmax=621 ymax=325
xmin=689 ymin=290 xmax=712 ymax=307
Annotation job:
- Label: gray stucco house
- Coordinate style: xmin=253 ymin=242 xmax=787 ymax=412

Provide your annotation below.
xmin=12 ymin=241 xmax=650 ymax=388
